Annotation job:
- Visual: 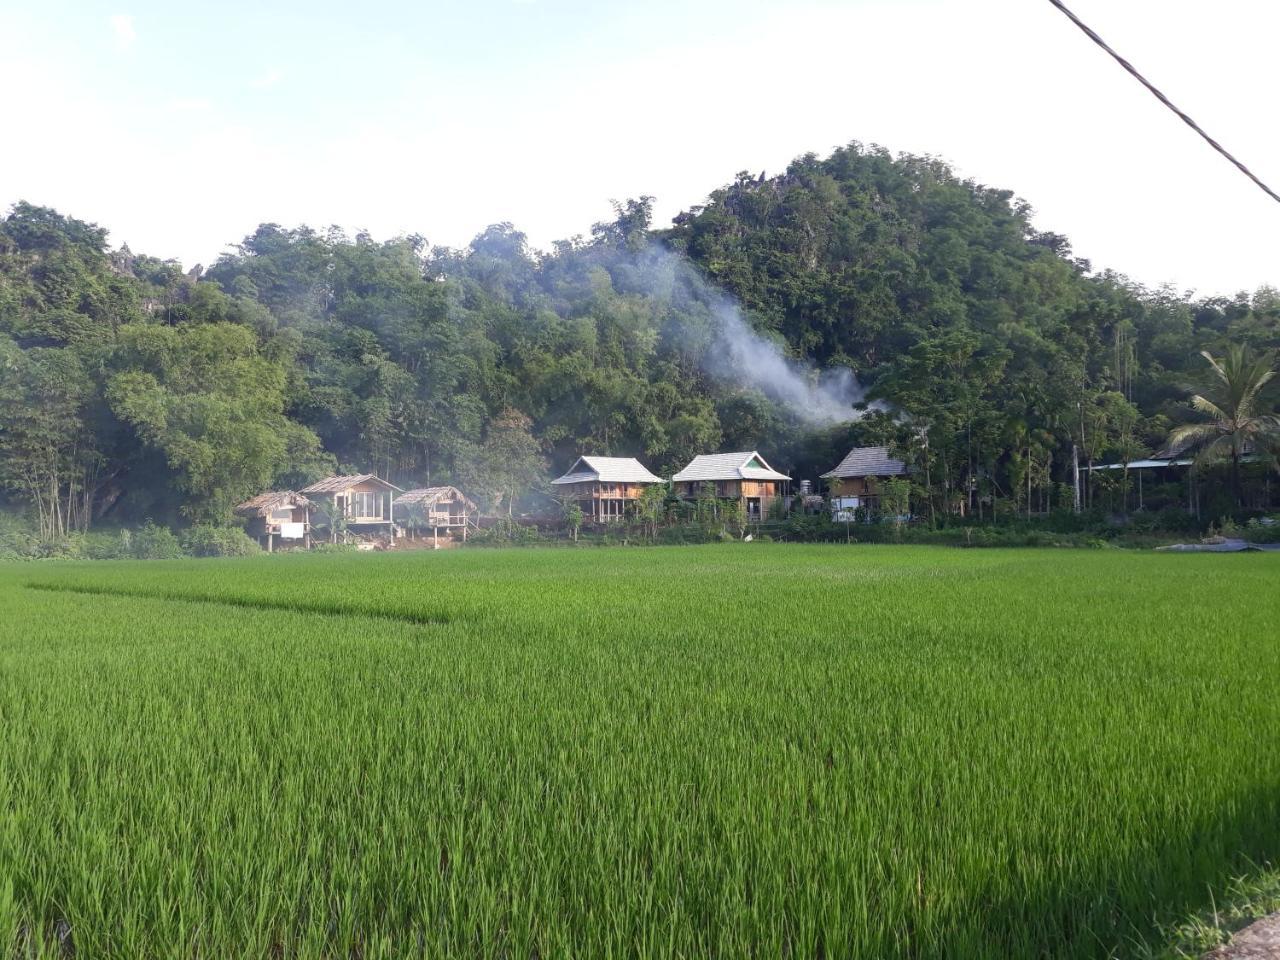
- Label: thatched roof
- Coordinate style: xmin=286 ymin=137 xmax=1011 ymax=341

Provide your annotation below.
xmin=233 ymin=490 xmax=313 ymax=518
xmin=394 ymin=485 xmax=477 ymax=510
xmin=301 ymin=474 xmax=402 ymax=495
xmin=821 ymin=446 xmax=908 ymax=479
xmin=672 ymin=451 xmax=789 ymax=482
xmin=552 ymin=456 xmax=663 ymax=485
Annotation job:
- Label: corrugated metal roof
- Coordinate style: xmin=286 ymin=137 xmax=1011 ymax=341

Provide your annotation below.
xmin=551 ymin=456 xmax=664 ymax=485
xmin=1087 ymin=458 xmax=1194 ymax=471
xmin=301 ymin=474 xmax=403 ymax=494
xmin=672 ymin=451 xmax=790 ymax=482
xmin=821 ymin=446 xmax=908 ymax=479
xmin=394 ymin=485 xmax=476 ymax=508
xmin=233 ymin=490 xmax=312 ymax=517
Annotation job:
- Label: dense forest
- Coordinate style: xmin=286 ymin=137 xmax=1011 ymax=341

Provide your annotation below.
xmin=2 ymin=142 xmax=1278 ymax=543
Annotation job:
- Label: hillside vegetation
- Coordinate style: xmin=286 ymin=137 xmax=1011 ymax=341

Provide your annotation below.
xmin=2 ymin=143 xmax=1278 ymax=532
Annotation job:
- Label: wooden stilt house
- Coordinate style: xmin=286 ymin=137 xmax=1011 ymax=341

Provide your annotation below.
xmin=821 ymin=445 xmax=908 ymax=518
xmin=301 ymin=474 xmax=402 ymax=543
xmin=233 ymin=491 xmax=313 ymax=552
xmin=551 ymin=456 xmax=665 ymax=523
xmin=393 ymin=486 xmax=477 ymax=546
xmin=671 ymin=451 xmax=791 ymax=521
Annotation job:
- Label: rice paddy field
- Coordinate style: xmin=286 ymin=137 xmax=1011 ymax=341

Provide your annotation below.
xmin=0 ymin=545 xmax=1277 ymax=959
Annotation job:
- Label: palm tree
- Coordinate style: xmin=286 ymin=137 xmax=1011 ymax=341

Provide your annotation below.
xmin=1165 ymin=346 xmax=1280 ymax=508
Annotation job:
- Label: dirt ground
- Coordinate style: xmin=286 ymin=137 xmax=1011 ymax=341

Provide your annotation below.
xmin=1204 ymin=912 xmax=1280 ymax=959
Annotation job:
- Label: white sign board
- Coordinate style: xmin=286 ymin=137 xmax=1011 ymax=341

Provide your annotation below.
xmin=279 ymin=522 xmax=305 ymax=540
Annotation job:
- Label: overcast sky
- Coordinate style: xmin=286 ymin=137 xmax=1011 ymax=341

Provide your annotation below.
xmin=2 ymin=0 xmax=1277 ymax=296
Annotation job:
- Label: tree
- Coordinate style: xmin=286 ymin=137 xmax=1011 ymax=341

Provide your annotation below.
xmin=561 ymin=498 xmax=583 ymax=542
xmin=104 ymin=324 xmax=319 ymax=522
xmin=458 ymin=409 xmax=546 ymax=517
xmin=0 ymin=339 xmax=106 ymax=537
xmin=633 ymin=483 xmax=667 ymax=540
xmin=1165 ymin=346 xmax=1280 ymax=508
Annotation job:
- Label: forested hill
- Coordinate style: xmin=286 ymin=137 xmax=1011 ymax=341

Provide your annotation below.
xmin=2 ymin=142 xmax=1277 ymax=529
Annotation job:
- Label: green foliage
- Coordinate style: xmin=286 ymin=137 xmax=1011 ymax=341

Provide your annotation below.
xmin=181 ymin=524 xmax=262 ymax=558
xmin=2 ymin=547 xmax=1278 ymax=956
xmin=455 ymin=409 xmax=546 ymax=516
xmin=3 ymin=142 xmax=1279 ymax=530
xmin=128 ymin=522 xmax=184 ymax=559
xmin=105 ymin=323 xmax=320 ymax=523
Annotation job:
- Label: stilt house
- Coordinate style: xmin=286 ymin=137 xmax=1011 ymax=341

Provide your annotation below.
xmin=821 ymin=446 xmax=908 ymax=517
xmin=301 ymin=474 xmax=401 ymax=541
xmin=394 ymin=486 xmax=477 ymax=543
xmin=233 ymin=491 xmax=313 ymax=551
xmin=671 ymin=451 xmax=790 ymax=521
xmin=551 ymin=456 xmax=665 ymax=522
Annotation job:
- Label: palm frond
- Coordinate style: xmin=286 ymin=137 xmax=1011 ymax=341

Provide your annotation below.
xmin=1200 ymin=349 xmax=1227 ymax=384
xmin=1188 ymin=394 xmax=1229 ymax=422
xmin=1165 ymin=423 xmax=1219 ymax=457
xmin=1192 ymin=432 xmax=1238 ymax=467
xmin=1237 ymin=367 xmax=1276 ymax=419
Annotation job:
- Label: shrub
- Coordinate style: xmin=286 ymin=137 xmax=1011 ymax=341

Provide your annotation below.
xmin=182 ymin=525 xmax=261 ymax=558
xmin=309 ymin=542 xmax=359 ymax=554
xmin=130 ymin=522 xmax=184 ymax=560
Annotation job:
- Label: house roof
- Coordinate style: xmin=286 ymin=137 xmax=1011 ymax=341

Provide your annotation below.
xmin=672 ymin=451 xmax=790 ymax=482
xmin=821 ymin=446 xmax=908 ymax=479
xmin=1087 ymin=457 xmax=1193 ymax=471
xmin=233 ymin=490 xmax=313 ymax=518
xmin=552 ymin=456 xmax=664 ymax=485
xmin=300 ymin=474 xmax=402 ymax=495
xmin=394 ymin=485 xmax=477 ymax=509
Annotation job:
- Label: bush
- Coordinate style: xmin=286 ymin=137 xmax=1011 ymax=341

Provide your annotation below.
xmin=0 ymin=513 xmax=40 ymax=560
xmin=79 ymin=530 xmax=131 ymax=560
xmin=309 ymin=542 xmax=359 ymax=554
xmin=469 ymin=521 xmax=549 ymax=547
xmin=182 ymin=525 xmax=261 ymax=558
xmin=130 ymin=522 xmax=184 ymax=560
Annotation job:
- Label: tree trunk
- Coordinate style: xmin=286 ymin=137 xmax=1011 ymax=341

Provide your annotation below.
xmin=1232 ymin=444 xmax=1243 ymax=510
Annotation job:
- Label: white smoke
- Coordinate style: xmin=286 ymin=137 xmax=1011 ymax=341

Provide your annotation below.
xmin=706 ymin=297 xmax=868 ymax=425
xmin=643 ymin=246 xmax=869 ymax=425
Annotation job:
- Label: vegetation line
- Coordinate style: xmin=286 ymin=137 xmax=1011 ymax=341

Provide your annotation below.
xmin=23 ymin=581 xmax=451 ymax=626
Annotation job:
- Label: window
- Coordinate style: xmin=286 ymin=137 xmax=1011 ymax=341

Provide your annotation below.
xmin=350 ymin=491 xmax=381 ymax=519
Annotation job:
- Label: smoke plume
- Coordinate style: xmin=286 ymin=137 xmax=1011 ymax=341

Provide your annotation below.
xmin=645 ymin=247 xmax=869 ymax=425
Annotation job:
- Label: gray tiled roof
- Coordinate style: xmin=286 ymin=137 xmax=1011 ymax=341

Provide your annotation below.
xmin=672 ymin=451 xmax=790 ymax=482
xmin=552 ymin=456 xmax=664 ymax=485
xmin=821 ymin=446 xmax=908 ymax=479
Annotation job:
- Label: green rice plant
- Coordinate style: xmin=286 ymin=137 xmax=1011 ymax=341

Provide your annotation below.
xmin=0 ymin=546 xmax=1276 ymax=958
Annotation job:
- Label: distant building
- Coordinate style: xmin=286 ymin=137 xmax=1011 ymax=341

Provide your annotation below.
xmin=394 ymin=486 xmax=477 ymax=544
xmin=671 ymin=451 xmax=790 ymax=521
xmin=551 ymin=456 xmax=664 ymax=522
xmin=233 ymin=491 xmax=313 ymax=551
xmin=301 ymin=474 xmax=401 ymax=542
xmin=821 ymin=445 xmax=908 ymax=518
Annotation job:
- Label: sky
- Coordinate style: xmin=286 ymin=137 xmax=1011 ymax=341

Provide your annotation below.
xmin=1 ymin=0 xmax=1277 ymax=296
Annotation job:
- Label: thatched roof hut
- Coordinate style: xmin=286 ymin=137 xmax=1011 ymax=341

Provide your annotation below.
xmin=233 ymin=490 xmax=313 ymax=519
xmin=394 ymin=485 xmax=477 ymax=511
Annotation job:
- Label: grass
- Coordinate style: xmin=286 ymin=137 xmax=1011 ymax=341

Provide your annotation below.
xmin=1145 ymin=863 xmax=1280 ymax=958
xmin=0 ymin=545 xmax=1276 ymax=958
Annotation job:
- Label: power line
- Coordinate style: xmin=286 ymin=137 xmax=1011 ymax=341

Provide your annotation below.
xmin=1047 ymin=0 xmax=1280 ymax=206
